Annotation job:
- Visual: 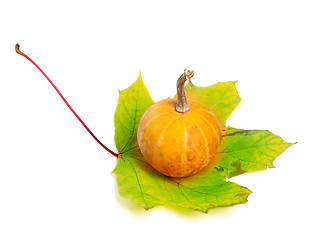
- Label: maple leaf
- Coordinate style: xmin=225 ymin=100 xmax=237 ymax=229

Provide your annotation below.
xmin=15 ymin=44 xmax=294 ymax=213
xmin=112 ymin=73 xmax=294 ymax=212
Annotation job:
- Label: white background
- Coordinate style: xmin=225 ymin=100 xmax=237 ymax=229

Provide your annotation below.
xmin=0 ymin=0 xmax=312 ymax=239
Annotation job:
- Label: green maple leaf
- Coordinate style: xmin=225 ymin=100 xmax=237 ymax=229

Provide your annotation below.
xmin=184 ymin=81 xmax=241 ymax=126
xmin=114 ymin=72 xmax=154 ymax=153
xmin=219 ymin=127 xmax=295 ymax=177
xmin=112 ymin=73 xmax=294 ymax=213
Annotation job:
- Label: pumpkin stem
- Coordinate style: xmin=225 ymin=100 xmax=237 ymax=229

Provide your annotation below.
xmin=175 ymin=69 xmax=194 ymax=113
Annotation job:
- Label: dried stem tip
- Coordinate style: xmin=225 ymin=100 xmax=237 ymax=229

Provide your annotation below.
xmin=15 ymin=43 xmax=21 ymax=54
xmin=175 ymin=69 xmax=194 ymax=113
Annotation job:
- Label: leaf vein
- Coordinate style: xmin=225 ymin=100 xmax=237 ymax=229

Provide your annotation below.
xmin=123 ymin=156 xmax=147 ymax=208
xmin=221 ymin=142 xmax=289 ymax=153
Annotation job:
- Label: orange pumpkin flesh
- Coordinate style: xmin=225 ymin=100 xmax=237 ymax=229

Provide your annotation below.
xmin=137 ymin=97 xmax=222 ymax=178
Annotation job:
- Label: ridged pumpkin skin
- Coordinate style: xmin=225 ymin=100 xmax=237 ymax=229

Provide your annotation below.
xmin=137 ymin=98 xmax=222 ymax=178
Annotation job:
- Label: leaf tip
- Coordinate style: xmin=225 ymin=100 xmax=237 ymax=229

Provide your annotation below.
xmin=138 ymin=70 xmax=142 ymax=80
xmin=237 ymin=186 xmax=253 ymax=202
xmin=284 ymin=141 xmax=297 ymax=151
xmin=268 ymin=161 xmax=276 ymax=168
xmin=284 ymin=140 xmax=297 ymax=149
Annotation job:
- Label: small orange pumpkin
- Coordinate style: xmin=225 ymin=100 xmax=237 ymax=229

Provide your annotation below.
xmin=137 ymin=70 xmax=222 ymax=178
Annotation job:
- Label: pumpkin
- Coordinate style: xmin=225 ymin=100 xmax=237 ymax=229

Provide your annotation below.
xmin=137 ymin=70 xmax=222 ymax=178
